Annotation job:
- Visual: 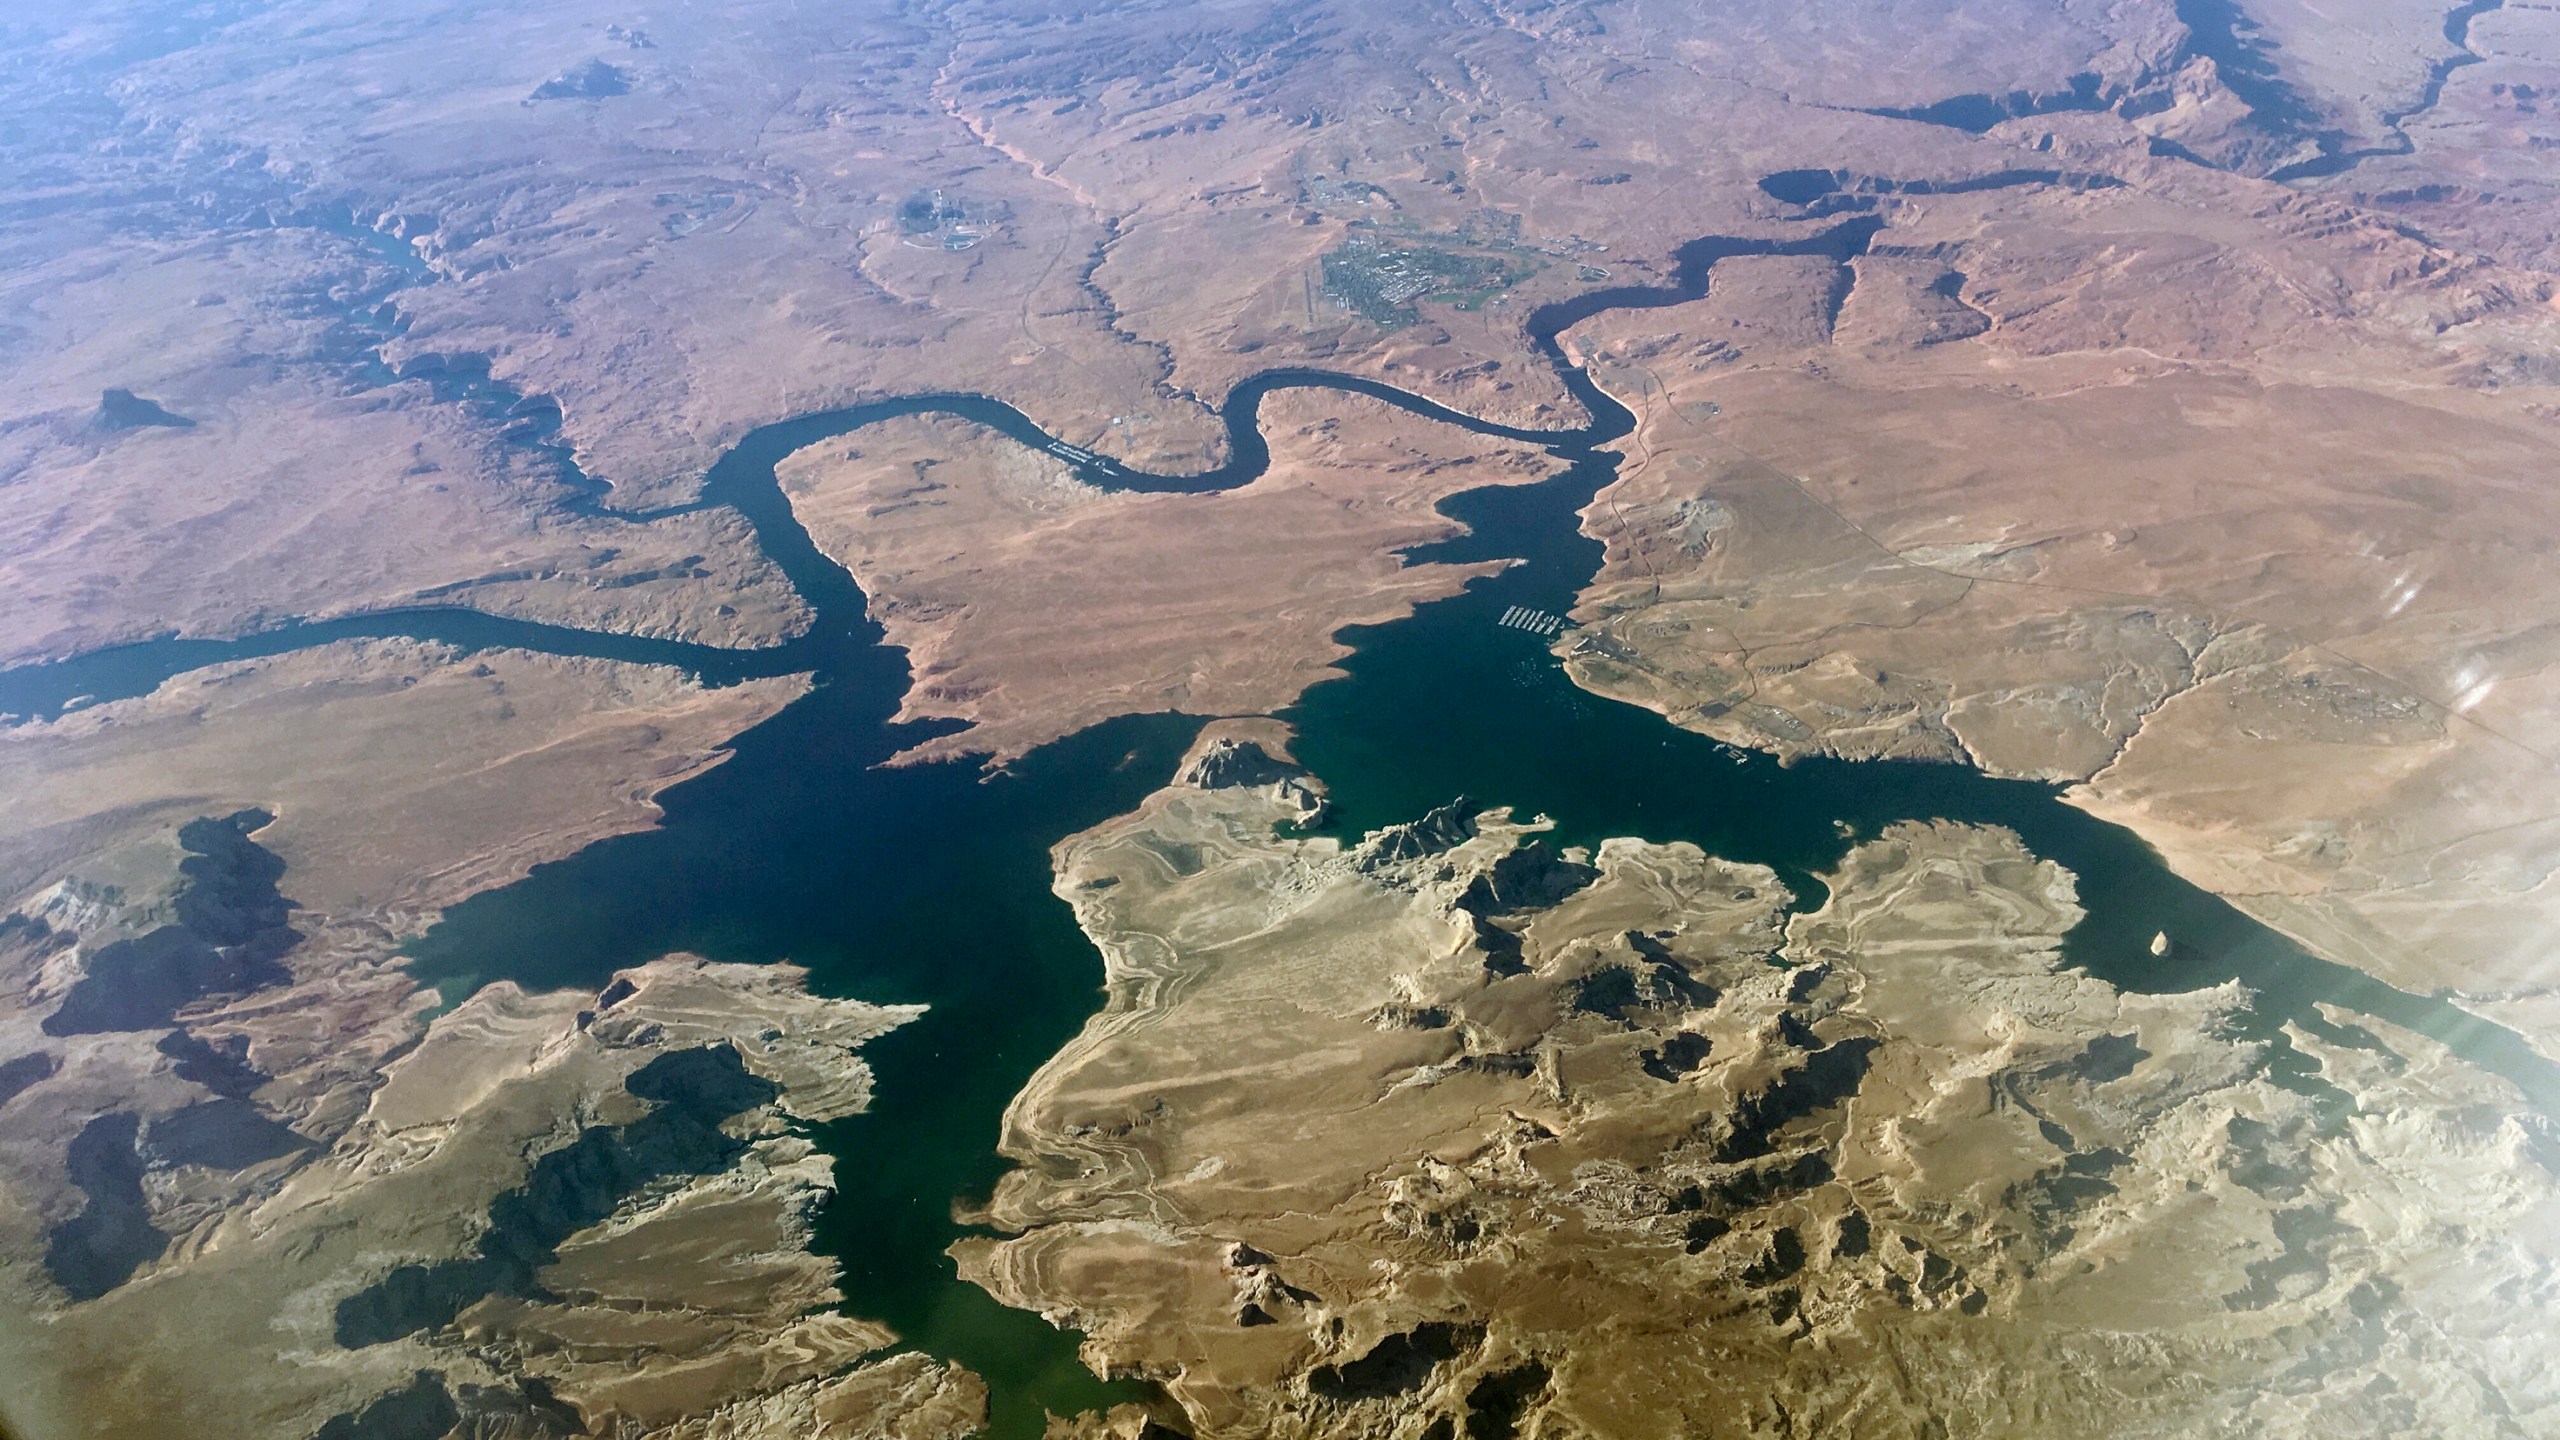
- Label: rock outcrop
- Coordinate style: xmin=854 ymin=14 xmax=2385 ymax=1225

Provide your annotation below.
xmin=0 ymin=818 xmax=978 ymax=1440
xmin=964 ymin=737 xmax=2560 ymax=1436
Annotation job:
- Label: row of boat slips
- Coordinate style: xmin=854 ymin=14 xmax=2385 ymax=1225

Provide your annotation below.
xmin=1498 ymin=605 xmax=1567 ymax=635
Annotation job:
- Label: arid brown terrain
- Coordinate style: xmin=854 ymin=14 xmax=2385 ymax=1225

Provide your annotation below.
xmin=777 ymin=392 xmax=1560 ymax=763
xmin=0 ymin=647 xmax=895 ymax=1436
xmin=3 ymin=0 xmax=2557 ymax=1435
xmin=0 ymin=643 xmax=806 ymax=924
xmin=972 ymin=726 xmax=2560 ymax=1437
xmin=1553 ymin=149 xmax=2560 ymax=1055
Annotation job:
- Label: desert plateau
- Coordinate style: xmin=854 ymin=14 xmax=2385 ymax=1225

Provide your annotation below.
xmin=2 ymin=0 xmax=2557 ymax=1435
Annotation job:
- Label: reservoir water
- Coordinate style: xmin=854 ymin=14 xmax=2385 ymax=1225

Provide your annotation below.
xmin=5 ymin=217 xmax=2552 ymax=1437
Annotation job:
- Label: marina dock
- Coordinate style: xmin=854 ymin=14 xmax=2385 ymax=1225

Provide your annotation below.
xmin=1498 ymin=605 xmax=1568 ymax=636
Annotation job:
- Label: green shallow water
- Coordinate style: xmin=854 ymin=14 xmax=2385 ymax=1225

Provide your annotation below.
xmin=413 ymin=704 xmax=1201 ymax=1431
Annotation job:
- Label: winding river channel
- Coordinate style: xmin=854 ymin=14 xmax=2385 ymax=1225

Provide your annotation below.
xmin=5 ymin=215 xmax=2553 ymax=1436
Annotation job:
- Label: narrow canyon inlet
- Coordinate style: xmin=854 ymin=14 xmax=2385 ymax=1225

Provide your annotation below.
xmin=2 ymin=2 xmax=2557 ymax=1438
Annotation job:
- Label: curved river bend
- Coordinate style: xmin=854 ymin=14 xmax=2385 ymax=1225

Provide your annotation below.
xmin=4 ymin=214 xmax=2550 ymax=1437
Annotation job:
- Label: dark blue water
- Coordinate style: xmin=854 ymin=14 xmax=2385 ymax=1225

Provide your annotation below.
xmin=1287 ymin=464 xmax=2559 ymax=1113
xmin=5 ymin=211 xmax=2549 ymax=1437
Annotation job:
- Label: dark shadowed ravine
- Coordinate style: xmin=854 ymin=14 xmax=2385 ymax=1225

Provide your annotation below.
xmin=5 ymin=212 xmax=2551 ymax=1438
